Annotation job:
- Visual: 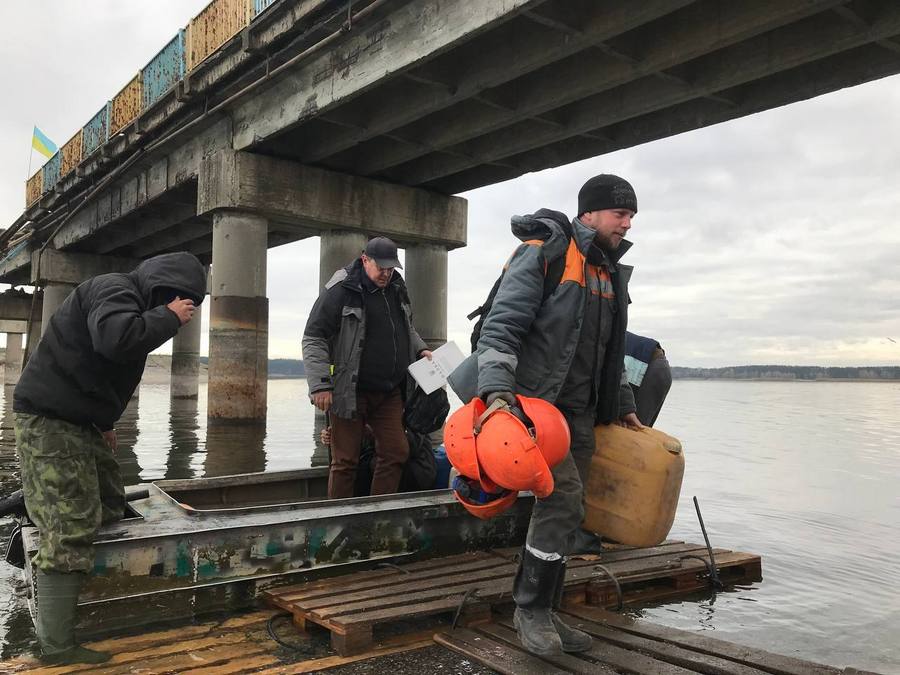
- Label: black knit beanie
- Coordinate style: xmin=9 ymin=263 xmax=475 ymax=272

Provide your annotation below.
xmin=577 ymin=174 xmax=638 ymax=216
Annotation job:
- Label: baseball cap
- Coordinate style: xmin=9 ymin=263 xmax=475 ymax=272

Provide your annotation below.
xmin=364 ymin=236 xmax=402 ymax=269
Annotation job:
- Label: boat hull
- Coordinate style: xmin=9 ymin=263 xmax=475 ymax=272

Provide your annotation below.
xmin=18 ymin=468 xmax=532 ymax=635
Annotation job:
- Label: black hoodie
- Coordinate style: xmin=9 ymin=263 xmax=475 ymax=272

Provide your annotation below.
xmin=14 ymin=252 xmax=206 ymax=430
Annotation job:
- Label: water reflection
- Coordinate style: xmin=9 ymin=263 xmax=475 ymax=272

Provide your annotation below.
xmin=166 ymin=397 xmax=200 ymax=480
xmin=113 ymin=396 xmax=143 ymax=484
xmin=203 ymin=422 xmax=267 ymax=477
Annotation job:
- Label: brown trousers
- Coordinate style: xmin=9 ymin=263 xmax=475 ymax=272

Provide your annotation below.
xmin=328 ymin=387 xmax=409 ymax=498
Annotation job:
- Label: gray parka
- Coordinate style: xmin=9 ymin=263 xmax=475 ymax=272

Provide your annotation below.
xmin=302 ymin=258 xmax=428 ymax=419
xmin=448 ymin=209 xmax=635 ymax=424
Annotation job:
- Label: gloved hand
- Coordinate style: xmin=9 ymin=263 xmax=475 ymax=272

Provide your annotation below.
xmin=485 ymin=391 xmax=517 ymax=407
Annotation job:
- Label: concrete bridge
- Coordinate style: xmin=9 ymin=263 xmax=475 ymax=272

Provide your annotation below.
xmin=2 ymin=0 xmax=899 ymax=420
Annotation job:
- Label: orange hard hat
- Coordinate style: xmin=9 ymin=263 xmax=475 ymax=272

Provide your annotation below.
xmin=475 ymin=407 xmax=556 ymax=498
xmin=517 ymin=395 xmax=571 ymax=469
xmin=444 ymin=398 xmax=500 ymax=492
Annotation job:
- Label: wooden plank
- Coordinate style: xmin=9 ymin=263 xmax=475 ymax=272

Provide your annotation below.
xmin=84 ymin=611 xmax=272 ymax=654
xmin=312 ymin=573 xmax=513 ymax=622
xmin=265 ymin=551 xmax=499 ymax=601
xmin=179 ymin=652 xmax=283 ymax=674
xmin=563 ymin=606 xmax=842 ymax=675
xmin=338 ymin=593 xmax=491 ymax=627
xmin=253 ymin=631 xmax=435 ymax=674
xmin=270 ymin=553 xmax=509 ymax=605
xmin=500 ymin=616 xmax=772 ymax=675
xmin=434 ymin=627 xmax=574 ymax=675
xmin=484 ymin=621 xmax=696 ymax=675
xmin=300 ymin=561 xmax=517 ymax=612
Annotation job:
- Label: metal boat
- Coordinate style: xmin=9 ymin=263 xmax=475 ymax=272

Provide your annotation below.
xmin=12 ymin=467 xmax=531 ymax=635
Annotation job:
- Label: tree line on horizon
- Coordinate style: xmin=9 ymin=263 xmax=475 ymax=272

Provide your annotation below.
xmin=197 ymin=358 xmax=899 ymax=381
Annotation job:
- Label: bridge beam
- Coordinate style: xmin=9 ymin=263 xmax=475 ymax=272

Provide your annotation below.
xmin=198 ymin=150 xmax=467 ymax=249
xmin=0 ymin=290 xmax=42 ymax=322
xmin=31 ymin=249 xmax=139 ymax=287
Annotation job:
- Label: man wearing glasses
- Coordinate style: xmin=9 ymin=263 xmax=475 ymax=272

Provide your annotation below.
xmin=303 ymin=237 xmax=432 ymax=498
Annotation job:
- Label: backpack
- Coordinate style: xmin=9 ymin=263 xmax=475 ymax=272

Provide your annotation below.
xmin=467 ymin=223 xmax=573 ymax=353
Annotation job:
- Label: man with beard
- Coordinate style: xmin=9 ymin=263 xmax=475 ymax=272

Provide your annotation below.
xmin=452 ymin=174 xmax=643 ymax=656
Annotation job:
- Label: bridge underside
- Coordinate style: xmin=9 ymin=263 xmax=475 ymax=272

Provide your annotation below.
xmin=3 ymin=0 xmax=899 ymax=270
xmin=249 ymin=0 xmax=900 ymax=195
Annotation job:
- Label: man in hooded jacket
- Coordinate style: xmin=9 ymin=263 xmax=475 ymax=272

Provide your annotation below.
xmin=449 ymin=175 xmax=643 ymax=656
xmin=13 ymin=251 xmax=206 ymax=665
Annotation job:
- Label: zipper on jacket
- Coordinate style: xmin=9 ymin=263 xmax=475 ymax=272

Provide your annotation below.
xmin=382 ymin=289 xmax=398 ymax=384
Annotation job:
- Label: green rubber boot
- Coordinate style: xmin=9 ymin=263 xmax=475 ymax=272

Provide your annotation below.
xmin=35 ymin=570 xmax=110 ymax=665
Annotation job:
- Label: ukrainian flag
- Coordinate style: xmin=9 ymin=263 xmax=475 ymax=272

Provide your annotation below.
xmin=32 ymin=126 xmax=57 ymax=159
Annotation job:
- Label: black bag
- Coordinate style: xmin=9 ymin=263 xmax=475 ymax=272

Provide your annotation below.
xmin=399 ymin=430 xmax=438 ymax=492
xmin=466 ymin=230 xmax=571 ymax=353
xmin=403 ymin=385 xmax=450 ymax=435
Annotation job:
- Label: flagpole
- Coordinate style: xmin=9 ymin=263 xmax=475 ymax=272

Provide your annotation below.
xmin=25 ymin=133 xmax=33 ymax=181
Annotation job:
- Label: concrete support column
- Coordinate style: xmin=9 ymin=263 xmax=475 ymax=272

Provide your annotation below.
xmin=171 ymin=309 xmax=203 ymax=399
xmin=208 ymin=211 xmax=268 ymax=421
xmin=40 ymin=283 xmax=75 ymax=336
xmin=319 ymin=230 xmax=367 ymax=290
xmin=404 ymin=244 xmax=448 ymax=348
xmin=4 ymin=333 xmax=24 ymax=386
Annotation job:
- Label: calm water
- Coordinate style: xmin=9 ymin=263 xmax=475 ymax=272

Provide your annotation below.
xmin=0 ymin=379 xmax=898 ymax=672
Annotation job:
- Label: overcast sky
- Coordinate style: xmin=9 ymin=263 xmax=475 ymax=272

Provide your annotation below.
xmin=2 ymin=2 xmax=899 ymax=368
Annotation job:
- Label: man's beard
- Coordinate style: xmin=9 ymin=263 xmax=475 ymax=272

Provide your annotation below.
xmin=593 ymin=232 xmax=620 ymax=251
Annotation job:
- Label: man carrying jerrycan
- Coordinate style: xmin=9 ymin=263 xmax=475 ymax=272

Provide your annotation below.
xmin=447 ymin=175 xmax=643 ymax=656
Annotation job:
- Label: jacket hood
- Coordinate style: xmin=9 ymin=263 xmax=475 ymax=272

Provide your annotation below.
xmin=130 ymin=252 xmax=206 ymax=306
xmin=511 ymin=208 xmax=571 ymax=260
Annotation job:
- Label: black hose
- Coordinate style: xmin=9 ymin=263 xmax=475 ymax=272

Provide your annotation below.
xmin=266 ymin=611 xmax=315 ymax=653
xmin=591 ymin=563 xmax=624 ymax=611
xmin=452 ymin=588 xmax=481 ymax=629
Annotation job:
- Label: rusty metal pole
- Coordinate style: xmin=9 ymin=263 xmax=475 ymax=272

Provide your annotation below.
xmin=207 ymin=211 xmax=268 ymax=422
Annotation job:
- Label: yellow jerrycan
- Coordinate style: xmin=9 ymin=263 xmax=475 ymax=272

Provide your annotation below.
xmin=582 ymin=425 xmax=684 ymax=547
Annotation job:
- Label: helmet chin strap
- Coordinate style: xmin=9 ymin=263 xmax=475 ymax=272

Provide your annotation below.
xmin=474 ymin=398 xmax=509 ymax=434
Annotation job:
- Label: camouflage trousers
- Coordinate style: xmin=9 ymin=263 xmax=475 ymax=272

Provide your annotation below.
xmin=15 ymin=413 xmax=125 ymax=574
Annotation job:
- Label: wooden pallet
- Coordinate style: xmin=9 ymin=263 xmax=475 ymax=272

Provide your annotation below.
xmin=435 ymin=605 xmax=878 ymax=675
xmin=263 ymin=541 xmax=762 ymax=656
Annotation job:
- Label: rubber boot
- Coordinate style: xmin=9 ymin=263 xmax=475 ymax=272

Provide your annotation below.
xmin=35 ymin=570 xmax=110 ymax=665
xmin=551 ymin=561 xmax=592 ymax=653
xmin=512 ymin=548 xmax=563 ymax=656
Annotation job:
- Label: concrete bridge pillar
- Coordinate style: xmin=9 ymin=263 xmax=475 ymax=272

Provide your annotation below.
xmin=319 ymin=231 xmax=367 ymax=290
xmin=208 ymin=211 xmax=268 ymax=421
xmin=40 ymin=283 xmax=75 ymax=336
xmin=4 ymin=332 xmax=24 ymax=386
xmin=404 ymin=244 xmax=448 ymax=348
xmin=171 ymin=307 xmax=203 ymax=399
